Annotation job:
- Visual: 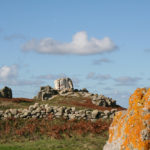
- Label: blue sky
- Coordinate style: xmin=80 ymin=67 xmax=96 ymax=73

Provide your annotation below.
xmin=0 ymin=0 xmax=150 ymax=108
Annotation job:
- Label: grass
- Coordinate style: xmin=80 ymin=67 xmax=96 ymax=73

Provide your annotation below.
xmin=0 ymin=134 xmax=108 ymax=150
xmin=0 ymin=98 xmax=34 ymax=110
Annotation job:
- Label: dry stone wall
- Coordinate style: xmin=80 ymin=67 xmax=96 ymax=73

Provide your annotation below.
xmin=0 ymin=103 xmax=117 ymax=121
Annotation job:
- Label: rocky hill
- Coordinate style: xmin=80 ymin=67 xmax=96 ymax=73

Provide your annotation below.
xmin=0 ymin=78 xmax=124 ymax=121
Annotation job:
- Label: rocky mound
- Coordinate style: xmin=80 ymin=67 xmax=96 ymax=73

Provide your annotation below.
xmin=103 ymin=88 xmax=150 ymax=150
xmin=0 ymin=86 xmax=12 ymax=99
xmin=34 ymin=77 xmax=118 ymax=108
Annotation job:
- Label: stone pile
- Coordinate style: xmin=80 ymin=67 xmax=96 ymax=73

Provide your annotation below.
xmin=103 ymin=88 xmax=150 ymax=150
xmin=0 ymin=103 xmax=117 ymax=121
xmin=0 ymin=86 xmax=12 ymax=98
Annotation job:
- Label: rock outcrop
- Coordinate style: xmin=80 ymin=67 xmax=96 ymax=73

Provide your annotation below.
xmin=34 ymin=86 xmax=58 ymax=101
xmin=54 ymin=78 xmax=73 ymax=90
xmin=103 ymin=88 xmax=150 ymax=150
xmin=34 ymin=78 xmax=118 ymax=108
xmin=91 ymin=94 xmax=116 ymax=107
xmin=0 ymin=86 xmax=12 ymax=98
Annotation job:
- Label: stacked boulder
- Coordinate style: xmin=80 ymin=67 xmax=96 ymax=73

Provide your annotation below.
xmin=103 ymin=88 xmax=150 ymax=150
xmin=54 ymin=78 xmax=73 ymax=91
xmin=34 ymin=86 xmax=58 ymax=101
xmin=0 ymin=86 xmax=12 ymax=98
xmin=0 ymin=103 xmax=117 ymax=121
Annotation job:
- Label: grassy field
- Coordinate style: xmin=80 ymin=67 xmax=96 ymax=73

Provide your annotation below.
xmin=0 ymin=134 xmax=108 ymax=150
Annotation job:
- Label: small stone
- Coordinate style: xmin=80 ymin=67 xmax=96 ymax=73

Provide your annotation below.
xmin=10 ymin=109 xmax=18 ymax=115
xmin=91 ymin=110 xmax=99 ymax=119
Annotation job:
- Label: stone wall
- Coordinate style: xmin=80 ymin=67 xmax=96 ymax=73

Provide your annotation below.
xmin=103 ymin=88 xmax=150 ymax=150
xmin=0 ymin=103 xmax=117 ymax=121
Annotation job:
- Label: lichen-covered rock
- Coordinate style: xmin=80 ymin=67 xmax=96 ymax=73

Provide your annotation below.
xmin=0 ymin=86 xmax=12 ymax=98
xmin=54 ymin=78 xmax=73 ymax=90
xmin=103 ymin=88 xmax=150 ymax=150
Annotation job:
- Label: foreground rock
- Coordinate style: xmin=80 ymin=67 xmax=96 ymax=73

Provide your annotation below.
xmin=103 ymin=88 xmax=150 ymax=150
xmin=0 ymin=86 xmax=12 ymax=98
xmin=54 ymin=78 xmax=73 ymax=90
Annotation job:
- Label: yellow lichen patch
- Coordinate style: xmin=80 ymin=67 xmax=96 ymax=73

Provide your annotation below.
xmin=106 ymin=88 xmax=150 ymax=150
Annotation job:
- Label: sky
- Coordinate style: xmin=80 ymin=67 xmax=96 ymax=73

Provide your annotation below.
xmin=0 ymin=0 xmax=150 ymax=108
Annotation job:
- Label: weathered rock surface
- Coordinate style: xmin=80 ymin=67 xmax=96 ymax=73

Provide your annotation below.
xmin=54 ymin=78 xmax=73 ymax=90
xmin=103 ymin=88 xmax=150 ymax=150
xmin=35 ymin=86 xmax=58 ymax=101
xmin=0 ymin=86 xmax=12 ymax=98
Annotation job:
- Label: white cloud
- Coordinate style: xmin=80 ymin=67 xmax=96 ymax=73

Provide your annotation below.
xmin=0 ymin=65 xmax=18 ymax=81
xmin=22 ymin=31 xmax=117 ymax=55
xmin=0 ymin=65 xmax=43 ymax=86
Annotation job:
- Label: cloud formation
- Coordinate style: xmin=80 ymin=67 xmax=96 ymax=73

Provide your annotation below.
xmin=4 ymin=34 xmax=26 ymax=41
xmin=0 ymin=65 xmax=18 ymax=81
xmin=87 ymin=72 xmax=112 ymax=80
xmin=114 ymin=76 xmax=142 ymax=86
xmin=92 ymin=58 xmax=112 ymax=65
xmin=0 ymin=65 xmax=43 ymax=86
xmin=22 ymin=31 xmax=117 ymax=55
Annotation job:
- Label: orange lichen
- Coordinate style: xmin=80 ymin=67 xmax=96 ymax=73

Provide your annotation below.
xmin=105 ymin=88 xmax=150 ymax=150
